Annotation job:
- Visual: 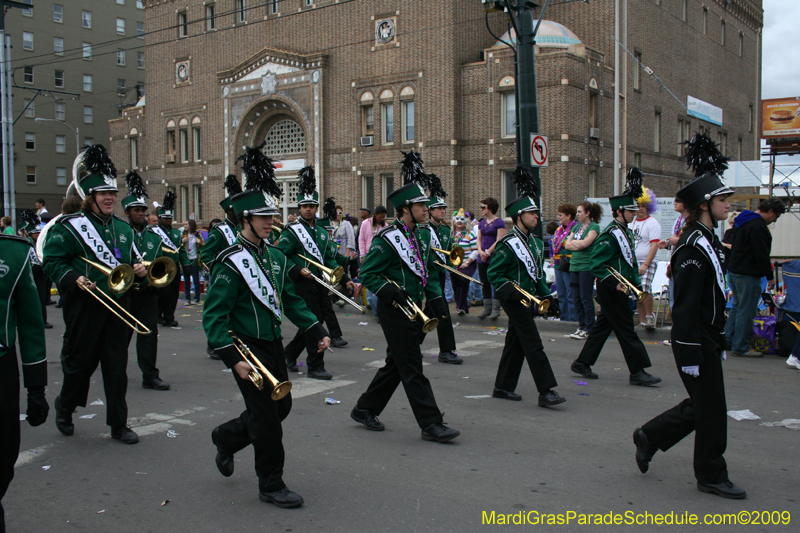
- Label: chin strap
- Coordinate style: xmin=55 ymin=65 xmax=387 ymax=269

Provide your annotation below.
xmin=707 ymin=200 xmax=718 ymax=228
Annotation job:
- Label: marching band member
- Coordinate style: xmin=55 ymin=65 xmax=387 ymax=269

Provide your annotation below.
xmin=204 ymin=144 xmax=330 ymax=508
xmin=488 ymin=166 xmax=564 ymax=407
xmin=154 ymin=192 xmax=189 ymax=327
xmin=277 ymin=166 xmax=353 ymax=380
xmin=20 ymin=210 xmax=52 ymax=329
xmin=318 ymin=198 xmax=349 ymax=348
xmin=350 ymin=151 xmax=460 ymax=443
xmin=42 ymin=145 xmax=145 ymax=444
xmin=122 ymin=171 xmax=171 ymax=390
xmin=570 ymin=168 xmax=662 ymax=387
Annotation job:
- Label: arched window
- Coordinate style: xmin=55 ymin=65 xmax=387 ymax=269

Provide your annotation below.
xmin=360 ymin=92 xmax=374 ymax=137
xmin=262 ymin=119 xmax=306 ymax=157
xmin=166 ymin=119 xmax=176 ymax=160
xmin=379 ymin=89 xmax=395 ymax=145
xmin=191 ymin=117 xmax=202 ymax=161
xmin=400 ymin=86 xmax=415 ymax=143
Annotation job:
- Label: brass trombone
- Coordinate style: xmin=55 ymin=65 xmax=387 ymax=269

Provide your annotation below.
xmin=143 ymin=257 xmax=178 ymax=288
xmin=295 ymin=253 xmax=344 ymax=285
xmin=505 ymin=278 xmax=550 ymax=314
xmin=383 ymin=277 xmax=439 ymax=333
xmin=607 ymin=266 xmax=649 ymax=303
xmin=430 ymin=246 xmax=465 ymax=266
xmin=76 ymin=257 xmax=152 ymax=334
xmin=229 ymin=331 xmax=292 ymax=400
xmin=434 ymin=260 xmax=482 ymax=285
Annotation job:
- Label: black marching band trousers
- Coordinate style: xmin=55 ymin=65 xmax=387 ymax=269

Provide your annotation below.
xmin=419 ymin=271 xmax=456 ymax=353
xmin=157 ymin=274 xmax=181 ymax=323
xmin=127 ymin=286 xmax=161 ymax=382
xmin=284 ymin=277 xmax=327 ymax=372
xmin=0 ymin=347 xmax=20 ymax=533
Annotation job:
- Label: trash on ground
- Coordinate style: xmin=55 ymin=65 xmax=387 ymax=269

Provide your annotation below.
xmin=453 ymin=322 xmax=460 ymax=328
xmin=171 ymin=327 xmax=182 ymax=330
xmin=161 ymin=500 xmax=171 ymax=506
xmin=222 ymin=368 xmax=232 ymax=373
xmin=324 ymin=398 xmax=341 ymax=405
xmin=297 ymin=361 xmax=305 ymax=367
xmin=362 ymin=347 xmax=375 ymax=351
xmin=573 ymin=381 xmax=588 ymax=386
xmin=42 ymin=465 xmax=51 ymax=470
xmin=135 ymin=472 xmax=147 ymax=475
xmin=90 ymin=399 xmax=104 ymax=406
xmin=166 ymin=430 xmax=179 ymax=438
xmin=79 ymin=414 xmax=97 ymax=419
xmin=579 ymin=393 xmax=590 ymax=396
xmin=464 ymin=395 xmax=491 ymax=399
xmin=19 ymin=414 xmax=27 ymax=421
xmin=484 ymin=331 xmax=500 ymax=335
xmin=760 ymin=419 xmax=800 ymax=430
xmin=727 ymin=409 xmax=760 ymax=421
xmin=96 ymin=510 xmax=105 ymax=514
xmin=358 ymin=322 xmax=368 ymax=326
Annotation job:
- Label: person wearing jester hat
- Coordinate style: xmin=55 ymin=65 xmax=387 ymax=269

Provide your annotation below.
xmin=122 ymin=171 xmax=171 ymax=391
xmin=418 ymin=173 xmax=463 ymax=364
xmin=19 ymin=209 xmax=53 ymax=329
xmin=203 ymin=143 xmax=330 ymax=508
xmin=350 ymin=151 xmax=460 ymax=443
xmin=634 ymin=135 xmax=746 ymax=499
xmin=486 ymin=165 xmax=564 ymax=407
xmin=277 ymin=165 xmax=354 ymax=380
xmin=154 ymin=191 xmax=189 ymax=327
xmin=570 ymin=168 xmax=662 ymax=387
xmin=42 ymin=144 xmax=146 ymax=444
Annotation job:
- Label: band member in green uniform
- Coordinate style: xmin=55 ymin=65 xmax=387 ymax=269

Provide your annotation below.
xmin=204 ymin=144 xmax=330 ymax=508
xmin=570 ymin=168 xmax=662 ymax=386
xmin=277 ymin=166 xmax=353 ymax=380
xmin=419 ymin=173 xmax=462 ymax=364
xmin=42 ymin=145 xmax=145 ymax=444
xmin=0 ymin=232 xmax=48 ymax=531
xmin=317 ymin=197 xmax=350 ymax=348
xmin=488 ymin=166 xmax=565 ymax=407
xmin=19 ymin=210 xmax=52 ymax=329
xmin=122 ymin=171 xmax=172 ymax=390
xmin=154 ymin=192 xmax=189 ymax=327
xmin=350 ymin=151 xmax=460 ymax=443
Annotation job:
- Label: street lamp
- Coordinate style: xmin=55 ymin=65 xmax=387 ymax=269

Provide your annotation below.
xmin=35 ymin=117 xmax=80 ymax=156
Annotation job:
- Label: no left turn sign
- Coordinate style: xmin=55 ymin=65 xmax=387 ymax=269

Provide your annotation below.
xmin=530 ymin=134 xmax=548 ymax=167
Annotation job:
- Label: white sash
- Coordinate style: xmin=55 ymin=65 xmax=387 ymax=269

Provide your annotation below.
xmin=28 ymin=246 xmax=40 ymax=266
xmin=696 ymin=235 xmax=726 ymax=295
xmin=427 ymin=228 xmax=446 ymax=263
xmin=66 ymin=216 xmax=121 ymax=269
xmin=152 ymin=225 xmax=178 ymax=251
xmin=383 ymin=226 xmax=425 ymax=279
xmin=219 ymin=223 xmax=236 ymax=246
xmin=288 ymin=223 xmax=323 ymax=264
xmin=610 ymin=226 xmax=634 ymax=267
xmin=505 ymin=234 xmax=539 ymax=281
xmin=227 ymin=249 xmax=283 ymax=321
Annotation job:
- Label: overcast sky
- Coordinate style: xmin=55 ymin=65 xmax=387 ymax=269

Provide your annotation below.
xmin=761 ymin=0 xmax=798 ymax=100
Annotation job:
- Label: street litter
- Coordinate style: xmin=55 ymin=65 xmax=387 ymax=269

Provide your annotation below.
xmin=19 ymin=414 xmax=26 ymax=421
xmin=79 ymin=414 xmax=97 ymax=419
xmin=324 ymin=398 xmax=341 ymax=405
xmin=464 ymin=395 xmax=491 ymax=399
xmin=484 ymin=331 xmax=500 ymax=335
xmin=42 ymin=466 xmax=50 ymax=470
xmin=362 ymin=347 xmax=375 ymax=351
xmin=161 ymin=500 xmax=171 ymax=506
xmin=760 ymin=419 xmax=800 ymax=430
xmin=297 ymin=361 xmax=305 ymax=367
xmin=579 ymin=393 xmax=590 ymax=396
xmin=727 ymin=409 xmax=760 ymax=421
xmin=90 ymin=399 xmax=104 ymax=406
xmin=96 ymin=510 xmax=105 ymax=514
xmin=222 ymin=368 xmax=232 ymax=373
xmin=359 ymin=322 xmax=368 ymax=326
xmin=166 ymin=430 xmax=179 ymax=438
xmin=170 ymin=327 xmax=182 ymax=330
xmin=573 ymin=381 xmax=588 ymax=386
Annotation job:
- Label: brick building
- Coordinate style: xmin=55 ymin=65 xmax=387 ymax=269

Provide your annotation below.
xmin=110 ymin=0 xmax=762 ymax=226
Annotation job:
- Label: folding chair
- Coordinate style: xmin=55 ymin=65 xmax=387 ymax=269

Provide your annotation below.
xmin=654 ymin=283 xmax=671 ymax=328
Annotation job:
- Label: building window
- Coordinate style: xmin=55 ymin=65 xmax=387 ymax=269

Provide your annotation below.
xmin=131 ymin=137 xmax=139 ymax=169
xmin=703 ymin=8 xmax=708 ymax=35
xmin=117 ymin=18 xmax=126 ymax=35
xmin=633 ymin=50 xmax=642 ymax=91
xmin=178 ymin=12 xmax=188 ymax=37
xmin=56 ymin=167 xmax=67 ymax=186
xmin=55 ymin=102 xmax=65 ymax=120
xmin=56 ymin=135 xmax=66 ymax=154
xmin=501 ymin=92 xmax=516 ymax=138
xmin=500 ymin=170 xmax=517 ymax=209
xmin=381 ymin=174 xmax=395 ymax=207
xmin=306 ymin=0 xmax=314 ymax=6
xmin=137 ymin=22 xmax=144 ymax=38
xmin=55 ymin=70 xmax=65 ymax=88
xmin=206 ymin=4 xmax=216 ymax=31
xmin=721 ymin=21 xmax=726 ymax=47
xmin=263 ymin=120 xmax=306 ymax=156
xmin=720 ymin=132 xmax=728 ymax=155
xmin=136 ymin=82 xmax=145 ymax=98
xmin=362 ymin=175 xmax=374 ymax=212
xmin=749 ymin=104 xmax=753 ymax=132
xmin=115 ymin=49 xmax=125 ymax=66
xmin=681 ymin=0 xmax=687 ymax=22
xmin=53 ymin=37 xmax=64 ymax=55
xmin=27 ymin=166 xmax=36 ymax=184
xmin=166 ymin=130 xmax=176 ymax=157
xmin=83 ymin=42 xmax=92 ymax=60
xmin=588 ymin=170 xmax=597 ymax=198
xmin=84 ymin=137 xmax=94 ymax=146
xmin=193 ymin=126 xmax=202 ymax=161
xmin=654 ymin=111 xmax=661 ymax=153
xmin=633 ymin=152 xmax=642 ymax=169
xmin=23 ymin=99 xmax=34 ymax=118
xmin=382 ymin=103 xmax=394 ymax=144
xmin=26 ymin=133 xmax=35 ymax=151
xmin=53 ymin=5 xmax=63 ymax=23
xmin=402 ymin=101 xmax=415 ymax=143
xmin=24 ymin=66 xmax=34 ymax=84
xmin=237 ymin=0 xmax=246 ymax=23
xmin=83 ymin=74 xmax=93 ymax=92
xmin=23 ymin=32 xmax=33 ymax=51
xmin=363 ymin=104 xmax=375 ymax=137
xmin=117 ymin=79 xmax=126 ymax=96
xmin=22 ymin=0 xmax=32 ymax=16
xmin=180 ymin=185 xmax=189 ymax=222
xmin=738 ymin=32 xmax=744 ymax=57
xmin=270 ymin=0 xmax=279 ymax=15
xmin=180 ymin=129 xmax=189 ymax=163
xmin=82 ymin=11 xmax=92 ymax=29
xmin=117 ymin=0 xmax=125 ymax=4
xmin=137 ymin=0 xmax=144 ymax=9
xmin=677 ymin=119 xmax=690 ymax=156
xmin=193 ymin=185 xmax=203 ymax=220
xmin=83 ymin=106 xmax=93 ymax=124
xmin=589 ymin=92 xmax=598 ymax=129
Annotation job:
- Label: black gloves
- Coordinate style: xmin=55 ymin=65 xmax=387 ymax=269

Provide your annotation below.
xmin=428 ymin=297 xmax=448 ymax=320
xmin=545 ymin=295 xmax=560 ymax=317
xmin=26 ymin=386 xmax=49 ymax=427
xmin=392 ymin=288 xmax=411 ymax=308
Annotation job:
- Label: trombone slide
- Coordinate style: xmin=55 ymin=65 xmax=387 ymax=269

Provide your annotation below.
xmin=434 ymin=260 xmax=482 ymax=285
xmin=78 ymin=281 xmax=151 ymax=334
xmin=295 ymin=253 xmax=344 ymax=285
xmin=308 ymin=274 xmax=366 ymax=313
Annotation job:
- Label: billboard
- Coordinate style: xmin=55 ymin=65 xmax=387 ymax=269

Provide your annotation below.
xmin=762 ymin=97 xmax=800 ymax=139
xmin=687 ymin=96 xmax=723 ymax=126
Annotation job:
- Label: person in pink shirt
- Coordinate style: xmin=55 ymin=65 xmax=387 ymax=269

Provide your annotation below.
xmin=358 ymin=206 xmax=388 ymax=318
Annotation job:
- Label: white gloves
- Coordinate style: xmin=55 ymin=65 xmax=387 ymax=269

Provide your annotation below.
xmin=681 ymin=365 xmax=700 ymax=377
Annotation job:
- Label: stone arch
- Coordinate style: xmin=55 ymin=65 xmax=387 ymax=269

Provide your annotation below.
xmin=232 ymin=94 xmax=309 ymax=165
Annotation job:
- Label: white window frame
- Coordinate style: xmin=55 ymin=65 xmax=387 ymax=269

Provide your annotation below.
xmin=633 ymin=51 xmax=642 ymax=90
xmin=501 ymin=91 xmax=516 ymax=138
xmin=402 ymin=100 xmax=415 ymax=144
xmin=55 ymin=102 xmax=65 ymax=121
xmin=237 ymin=0 xmax=246 ymax=23
xmin=54 ymin=37 xmax=64 ymax=55
xmin=381 ymin=103 xmax=394 ymax=145
xmin=206 ymin=4 xmax=216 ymax=31
xmin=180 ymin=129 xmax=189 ymax=163
xmin=117 ymin=18 xmax=126 ymax=35
xmin=83 ymin=42 xmax=92 ymax=60
xmin=137 ymin=0 xmax=144 ymax=9
xmin=23 ymin=99 xmax=34 ymax=118
xmin=23 ymin=32 xmax=34 ymax=51
xmin=23 ymin=66 xmax=34 ymax=84
xmin=270 ymin=0 xmax=279 ymax=15
xmin=84 ymin=137 xmax=94 ymax=147
xmin=53 ymin=5 xmax=63 ymax=23
xmin=117 ymin=79 xmax=126 ymax=96
xmin=82 ymin=11 xmax=92 ymax=29
xmin=26 ymin=166 xmax=37 ymax=185
xmin=83 ymin=106 xmax=93 ymax=124
xmin=381 ymin=174 xmax=395 ymax=207
xmin=83 ymin=74 xmax=93 ymax=92
xmin=192 ymin=127 xmax=202 ymax=162
xmin=25 ymin=132 xmax=36 ymax=151
xmin=22 ymin=0 xmax=32 ymax=16
xmin=193 ymin=185 xmax=203 ymax=220
xmin=361 ymin=175 xmax=374 ymax=212
xmin=137 ymin=52 xmax=145 ymax=69
xmin=721 ymin=20 xmax=726 ymax=47
xmin=131 ymin=137 xmax=139 ymax=169
xmin=137 ymin=22 xmax=144 ymax=38
xmin=56 ymin=135 xmax=66 ymax=154
xmin=56 ymin=167 xmax=67 ymax=186
xmin=180 ymin=185 xmax=189 ymax=222
xmin=55 ymin=70 xmax=65 ymax=88
xmin=178 ymin=12 xmax=188 ymax=37
xmin=117 ymin=49 xmax=126 ymax=66
xmin=654 ymin=111 xmax=661 ymax=153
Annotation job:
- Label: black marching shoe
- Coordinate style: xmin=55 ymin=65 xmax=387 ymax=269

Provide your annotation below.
xmin=44 ymin=322 xmax=54 ymax=329
xmin=697 ymin=480 xmax=747 ymax=499
xmin=633 ymin=427 xmax=657 ymax=473
xmin=143 ymin=377 xmax=171 ymax=390
xmin=492 ymin=387 xmax=522 ymax=401
xmin=259 ymin=487 xmax=304 ymax=508
xmin=438 ymin=351 xmax=463 ymax=364
xmin=165 ymin=320 xmax=179 ymax=327
xmin=538 ymin=390 xmax=566 ymax=408
xmin=331 ymin=337 xmax=348 ymax=348
xmin=421 ymin=422 xmax=461 ymax=443
xmin=286 ymin=359 xmax=299 ymax=372
xmin=571 ymin=360 xmax=598 ymax=379
xmin=157 ymin=318 xmax=166 ymax=326
xmin=211 ymin=428 xmax=234 ymax=477
xmin=306 ymin=368 xmax=332 ymax=380
xmin=206 ymin=345 xmax=221 ymax=360
xmin=54 ymin=395 xmax=74 ymax=436
xmin=111 ymin=426 xmax=139 ymax=444
xmin=350 ymin=406 xmax=385 ymax=431
xmin=629 ymin=370 xmax=662 ymax=387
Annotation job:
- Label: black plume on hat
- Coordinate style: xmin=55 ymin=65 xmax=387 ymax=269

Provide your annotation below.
xmin=237 ymin=141 xmax=281 ymax=198
xmin=83 ymin=144 xmax=117 ymax=179
xmin=163 ymin=191 xmax=176 ymax=212
xmin=223 ymin=174 xmax=242 ymax=197
xmin=427 ymin=173 xmax=447 ymax=199
xmin=323 ymin=197 xmax=337 ymax=221
xmin=623 ymin=167 xmax=644 ymax=199
xmin=20 ymin=208 xmax=39 ymax=228
xmin=400 ymin=150 xmax=428 ymax=189
xmin=511 ymin=164 xmax=539 ymax=198
xmin=125 ymin=170 xmax=148 ymax=198
xmin=297 ymin=165 xmax=317 ymax=197
xmin=684 ymin=132 xmax=730 ymax=178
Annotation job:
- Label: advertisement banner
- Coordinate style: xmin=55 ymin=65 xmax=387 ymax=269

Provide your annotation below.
xmin=761 ymin=97 xmax=800 ymax=139
xmin=687 ymin=96 xmax=723 ymax=127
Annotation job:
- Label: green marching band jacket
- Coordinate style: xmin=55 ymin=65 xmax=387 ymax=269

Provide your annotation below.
xmin=202 ymin=235 xmax=327 ymax=369
xmin=419 ymin=221 xmax=454 ymax=273
xmin=359 ymin=219 xmax=443 ymax=306
xmin=487 ymin=226 xmax=551 ymax=297
xmin=152 ymin=224 xmax=190 ymax=267
xmin=276 ymin=217 xmax=349 ymax=282
xmin=589 ymin=220 xmax=643 ymax=290
xmin=201 ymin=219 xmax=238 ymax=274
xmin=42 ymin=210 xmax=141 ymax=300
xmin=0 ymin=234 xmax=47 ymax=387
xmin=130 ymin=225 xmax=164 ymax=288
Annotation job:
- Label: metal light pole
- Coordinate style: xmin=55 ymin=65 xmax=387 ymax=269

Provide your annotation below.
xmin=35 ymin=118 xmax=80 ymax=155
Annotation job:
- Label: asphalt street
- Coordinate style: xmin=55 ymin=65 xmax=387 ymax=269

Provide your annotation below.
xmin=6 ymin=301 xmax=799 ymax=532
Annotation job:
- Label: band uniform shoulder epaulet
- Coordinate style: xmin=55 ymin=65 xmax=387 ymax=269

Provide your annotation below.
xmin=56 ymin=212 xmax=85 ymax=224
xmin=684 ymin=228 xmax=703 ymax=247
xmin=376 ymin=225 xmax=395 ymax=238
xmin=215 ymin=243 xmax=243 ymax=266
xmin=112 ymin=214 xmax=127 ymax=224
xmin=0 ymin=233 xmax=34 ymax=247
xmin=497 ymin=231 xmax=515 ymax=244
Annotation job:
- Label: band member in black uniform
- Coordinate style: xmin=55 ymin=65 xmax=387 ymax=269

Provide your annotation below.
xmin=570 ymin=168 xmax=661 ymax=387
xmin=634 ymin=134 xmax=745 ymax=499
xmin=20 ymin=210 xmax=53 ymax=329
xmin=318 ymin=198 xmax=349 ymax=348
xmin=350 ymin=151 xmax=460 ymax=443
xmin=1 ymin=232 xmax=48 ymax=532
xmin=122 ymin=171 xmax=172 ymax=390
xmin=154 ymin=192 xmax=189 ymax=327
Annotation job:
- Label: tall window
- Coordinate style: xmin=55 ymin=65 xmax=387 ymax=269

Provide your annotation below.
xmin=22 ymin=0 xmax=32 ymax=16
xmin=167 ymin=120 xmax=177 ymax=158
xmin=500 ymin=170 xmax=517 ymax=209
xmin=360 ymin=91 xmax=374 ymax=137
xmin=193 ymin=185 xmax=203 ymax=220
xmin=137 ymin=52 xmax=145 ymax=69
xmin=501 ymin=92 xmax=516 ymax=138
xmin=83 ymin=74 xmax=93 ymax=92
xmin=131 ymin=137 xmax=139 ymax=169
xmin=56 ymin=135 xmax=66 ymax=154
xmin=739 ymin=32 xmax=744 ymax=57
xmin=117 ymin=18 xmax=126 ymax=35
xmin=137 ymin=0 xmax=144 ymax=8
xmin=738 ymin=137 xmax=743 ymax=160
xmin=83 ymin=42 xmax=92 ymax=60
xmin=633 ymin=152 xmax=642 ymax=169
xmin=178 ymin=12 xmax=188 ymax=37
xmin=633 ymin=51 xmax=642 ymax=90
xmin=23 ymin=99 xmax=34 ymax=118
xmin=54 ymin=37 xmax=64 ymax=55
xmin=703 ymin=8 xmax=708 ymax=35
xmin=588 ymin=170 xmax=597 ymax=198
xmin=137 ymin=22 xmax=144 ymax=38
xmin=402 ymin=101 xmax=415 ymax=143
xmin=206 ymin=4 xmax=216 ymax=31
xmin=362 ymin=175 xmax=374 ymax=212
xmin=237 ymin=0 xmax=246 ymax=23
xmin=654 ymin=111 xmax=661 ymax=152
xmin=589 ymin=92 xmax=598 ymax=128
xmin=55 ymin=70 xmax=65 ymax=88
xmin=180 ymin=129 xmax=189 ymax=162
xmin=82 ymin=11 xmax=92 ymax=29
xmin=677 ymin=119 xmax=690 ymax=156
xmin=270 ymin=0 xmax=279 ymax=15
xmin=117 ymin=50 xmax=126 ymax=66
xmin=117 ymin=79 xmax=126 ymax=96
xmin=83 ymin=106 xmax=93 ymax=124
xmin=721 ymin=21 xmax=726 ymax=46
xmin=24 ymin=66 xmax=34 ymax=84
xmin=193 ymin=126 xmax=202 ymax=161
xmin=681 ymin=0 xmax=687 ymax=22
xmin=56 ymin=168 xmax=67 ymax=186
xmin=55 ymin=102 xmax=65 ymax=120
xmin=382 ymin=103 xmax=394 ymax=144
xmin=180 ymin=185 xmax=189 ymax=222
xmin=53 ymin=5 xmax=63 ymax=23
xmin=23 ymin=32 xmax=33 ymax=50
xmin=749 ymin=104 xmax=753 ymax=132
xmin=26 ymin=132 xmax=36 ymax=150
xmin=381 ymin=174 xmax=395 ymax=207
xmin=26 ymin=167 xmax=36 ymax=184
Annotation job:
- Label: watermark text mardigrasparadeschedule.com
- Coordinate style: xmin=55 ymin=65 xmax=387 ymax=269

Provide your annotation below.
xmin=481 ymin=510 xmax=791 ymax=527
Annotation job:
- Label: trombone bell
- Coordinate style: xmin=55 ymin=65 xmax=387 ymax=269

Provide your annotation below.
xmin=296 ymin=253 xmax=344 ymax=285
xmin=79 ymin=256 xmax=134 ymax=294
xmin=143 ymin=256 xmax=178 ymax=288
xmin=431 ymin=246 xmax=465 ymax=267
